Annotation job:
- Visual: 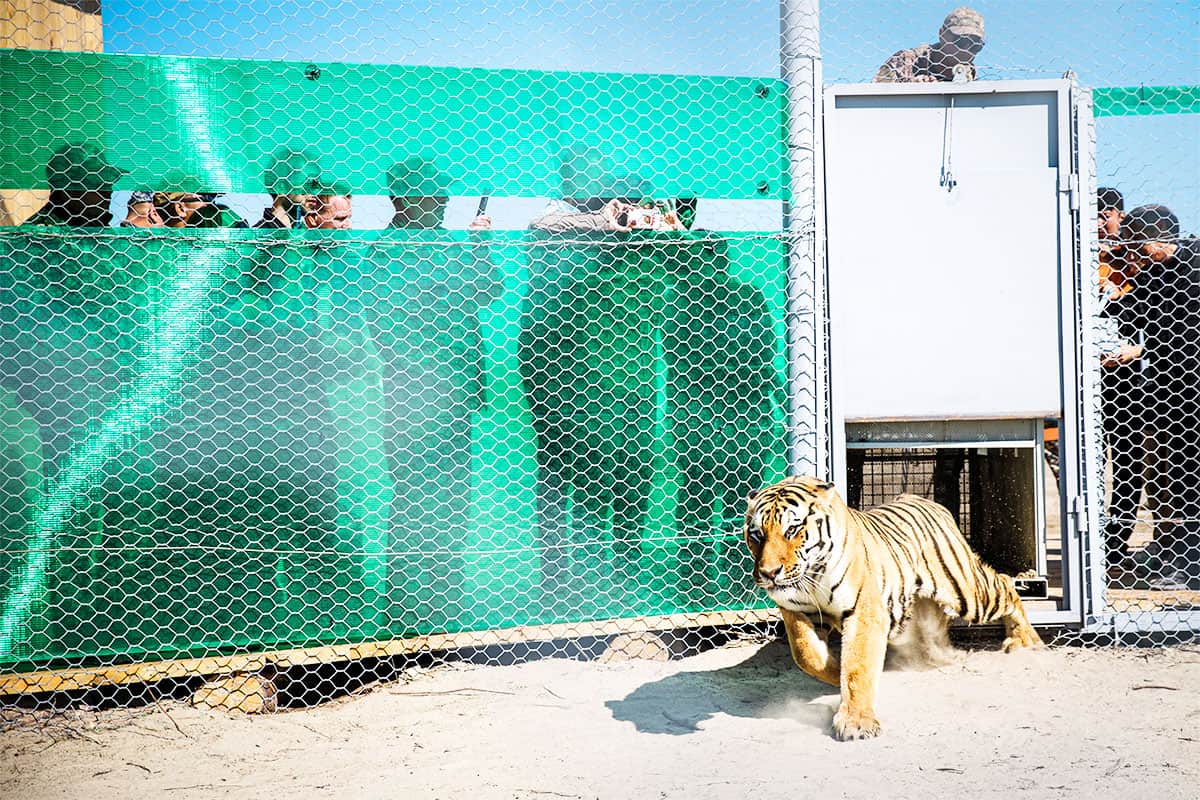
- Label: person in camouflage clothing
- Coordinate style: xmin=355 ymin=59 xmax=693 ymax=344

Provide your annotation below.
xmin=874 ymin=7 xmax=986 ymax=84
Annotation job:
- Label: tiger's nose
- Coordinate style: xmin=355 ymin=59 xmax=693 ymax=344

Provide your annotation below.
xmin=758 ymin=564 xmax=786 ymax=583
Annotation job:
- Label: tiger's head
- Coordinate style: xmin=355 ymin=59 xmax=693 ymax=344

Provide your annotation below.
xmin=744 ymin=476 xmax=842 ymax=595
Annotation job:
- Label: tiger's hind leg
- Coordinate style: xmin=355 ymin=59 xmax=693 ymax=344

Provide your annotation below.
xmin=1000 ymin=592 xmax=1042 ymax=653
xmin=975 ymin=568 xmax=1042 ymax=652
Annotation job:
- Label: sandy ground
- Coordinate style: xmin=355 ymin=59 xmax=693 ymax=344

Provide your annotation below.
xmin=2 ymin=638 xmax=1198 ymax=800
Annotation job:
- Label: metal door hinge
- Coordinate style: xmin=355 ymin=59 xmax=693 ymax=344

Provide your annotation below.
xmin=1060 ymin=172 xmax=1080 ymax=211
xmin=1069 ymin=494 xmax=1086 ymax=533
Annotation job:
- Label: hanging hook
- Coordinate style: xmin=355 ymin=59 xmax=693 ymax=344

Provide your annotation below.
xmin=940 ymin=95 xmax=957 ymax=192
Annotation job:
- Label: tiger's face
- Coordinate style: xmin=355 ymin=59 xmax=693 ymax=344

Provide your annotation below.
xmin=744 ymin=477 xmax=838 ymax=598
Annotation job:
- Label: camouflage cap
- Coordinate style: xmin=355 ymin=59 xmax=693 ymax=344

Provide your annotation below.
xmin=45 ymin=143 xmax=126 ymax=191
xmin=154 ymin=191 xmax=206 ymax=205
xmin=128 ymin=191 xmax=156 ymax=206
xmin=386 ymin=157 xmax=449 ymax=197
xmin=940 ymin=7 xmax=985 ymax=42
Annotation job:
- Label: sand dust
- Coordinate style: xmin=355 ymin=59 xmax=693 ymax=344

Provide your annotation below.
xmin=2 ymin=639 xmax=1198 ymax=800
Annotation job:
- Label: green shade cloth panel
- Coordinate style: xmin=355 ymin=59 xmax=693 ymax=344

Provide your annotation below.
xmin=0 ymin=229 xmax=785 ymax=672
xmin=0 ymin=50 xmax=789 ymax=200
xmin=1093 ymin=85 xmax=1200 ymax=117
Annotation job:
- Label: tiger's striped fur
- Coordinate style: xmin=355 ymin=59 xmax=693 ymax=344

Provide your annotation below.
xmin=744 ymin=476 xmax=1041 ymax=741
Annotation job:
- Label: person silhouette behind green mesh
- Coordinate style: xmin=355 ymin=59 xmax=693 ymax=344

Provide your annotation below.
xmin=387 ymin=157 xmax=491 ymax=231
xmin=0 ymin=389 xmax=43 ymax=601
xmin=521 ymin=151 xmax=664 ymax=602
xmin=255 ymin=148 xmax=321 ymax=229
xmin=377 ymin=157 xmax=500 ymax=627
xmin=23 ymin=142 xmax=126 ymax=228
xmin=664 ymin=230 xmax=784 ymax=600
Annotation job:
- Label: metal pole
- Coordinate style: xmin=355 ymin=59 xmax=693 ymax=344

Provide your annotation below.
xmin=780 ymin=0 xmax=826 ymax=477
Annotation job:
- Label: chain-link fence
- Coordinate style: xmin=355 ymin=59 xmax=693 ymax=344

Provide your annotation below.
xmin=1 ymin=1 xmax=812 ymax=712
xmin=1087 ymin=155 xmax=1200 ymax=638
xmin=1 ymin=0 xmax=1196 ymax=714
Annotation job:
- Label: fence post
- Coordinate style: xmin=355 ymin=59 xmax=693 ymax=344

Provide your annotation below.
xmin=780 ymin=0 xmax=827 ymax=478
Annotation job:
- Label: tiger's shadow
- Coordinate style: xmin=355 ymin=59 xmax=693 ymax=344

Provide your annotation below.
xmin=605 ymin=640 xmax=836 ymax=735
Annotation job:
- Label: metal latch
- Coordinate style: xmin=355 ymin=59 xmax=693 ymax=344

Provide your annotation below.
xmin=1014 ymin=576 xmax=1050 ymax=599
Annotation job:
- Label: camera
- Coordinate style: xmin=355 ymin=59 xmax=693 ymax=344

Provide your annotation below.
xmin=618 ymin=202 xmax=667 ymax=230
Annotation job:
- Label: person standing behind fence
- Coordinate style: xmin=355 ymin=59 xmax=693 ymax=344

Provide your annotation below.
xmin=874 ymin=7 xmax=986 ymax=83
xmin=153 ymin=191 xmax=244 ymax=230
xmin=870 ymin=7 xmax=988 ymax=516
xmin=664 ymin=232 xmax=784 ymax=599
xmin=522 ymin=151 xmax=667 ymax=601
xmin=374 ymin=158 xmax=499 ymax=628
xmin=387 ymin=158 xmax=491 ymax=231
xmin=304 ymin=191 xmax=353 ymax=230
xmin=1096 ymin=187 xmax=1145 ymax=571
xmin=255 ymin=149 xmax=319 ymax=230
xmin=23 ymin=143 xmax=125 ymax=228
xmin=1118 ymin=205 xmax=1199 ymax=590
xmin=525 ymin=150 xmax=621 ymax=596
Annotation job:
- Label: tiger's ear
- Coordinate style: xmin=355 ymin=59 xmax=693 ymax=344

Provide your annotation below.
xmin=746 ymin=487 xmax=761 ymax=501
xmin=810 ymin=479 xmax=838 ymax=510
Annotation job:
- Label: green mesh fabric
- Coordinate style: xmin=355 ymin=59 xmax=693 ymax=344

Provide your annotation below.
xmin=0 ymin=49 xmax=789 ymax=199
xmin=1092 ymin=85 xmax=1200 ymax=117
xmin=0 ymin=49 xmax=798 ymax=672
xmin=0 ymin=230 xmax=786 ymax=670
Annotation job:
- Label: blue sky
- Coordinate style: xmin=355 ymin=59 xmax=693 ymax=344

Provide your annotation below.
xmin=103 ymin=1 xmax=1198 ymax=84
xmin=102 ymin=0 xmax=1198 ymax=227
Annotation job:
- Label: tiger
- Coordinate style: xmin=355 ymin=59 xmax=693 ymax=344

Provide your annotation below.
xmin=744 ymin=475 xmax=1042 ymax=741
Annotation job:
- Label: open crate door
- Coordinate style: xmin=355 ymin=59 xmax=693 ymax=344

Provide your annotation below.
xmin=822 ymin=79 xmax=1093 ymax=626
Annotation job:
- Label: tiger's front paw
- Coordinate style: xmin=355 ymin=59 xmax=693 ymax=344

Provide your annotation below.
xmin=832 ymin=705 xmax=881 ymax=741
